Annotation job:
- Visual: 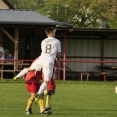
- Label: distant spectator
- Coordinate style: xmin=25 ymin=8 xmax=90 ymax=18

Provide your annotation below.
xmin=5 ymin=52 xmax=14 ymax=70
xmin=0 ymin=42 xmax=4 ymax=58
xmin=0 ymin=52 xmax=5 ymax=61
xmin=0 ymin=52 xmax=4 ymax=78
xmin=6 ymin=53 xmax=14 ymax=63
xmin=5 ymin=52 xmax=14 ymax=78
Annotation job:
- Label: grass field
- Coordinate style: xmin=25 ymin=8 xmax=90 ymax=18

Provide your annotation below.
xmin=0 ymin=80 xmax=117 ymax=117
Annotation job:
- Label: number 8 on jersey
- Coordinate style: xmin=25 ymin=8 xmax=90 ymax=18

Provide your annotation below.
xmin=45 ymin=44 xmax=51 ymax=54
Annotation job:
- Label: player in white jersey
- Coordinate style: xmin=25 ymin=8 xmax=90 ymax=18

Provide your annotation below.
xmin=13 ymin=27 xmax=61 ymax=96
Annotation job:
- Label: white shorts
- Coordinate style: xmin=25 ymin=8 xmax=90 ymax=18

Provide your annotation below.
xmin=30 ymin=57 xmax=54 ymax=81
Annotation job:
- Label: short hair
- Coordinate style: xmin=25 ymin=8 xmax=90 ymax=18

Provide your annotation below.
xmin=8 ymin=52 xmax=12 ymax=54
xmin=45 ymin=27 xmax=55 ymax=34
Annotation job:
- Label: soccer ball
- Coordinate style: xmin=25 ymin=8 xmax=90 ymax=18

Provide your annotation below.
xmin=115 ymin=86 xmax=117 ymax=94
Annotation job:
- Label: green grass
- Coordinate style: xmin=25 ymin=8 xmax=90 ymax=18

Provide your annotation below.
xmin=0 ymin=80 xmax=117 ymax=117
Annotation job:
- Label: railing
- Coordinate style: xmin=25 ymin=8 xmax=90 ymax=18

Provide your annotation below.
xmin=1 ymin=59 xmax=117 ymax=82
xmin=0 ymin=59 xmax=32 ymax=79
xmin=58 ymin=60 xmax=117 ymax=83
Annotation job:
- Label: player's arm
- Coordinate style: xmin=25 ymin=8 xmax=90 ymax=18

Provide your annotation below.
xmin=56 ymin=40 xmax=61 ymax=62
xmin=56 ymin=52 xmax=61 ymax=62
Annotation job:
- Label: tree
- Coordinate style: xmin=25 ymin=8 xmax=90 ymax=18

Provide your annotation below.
xmin=90 ymin=0 xmax=117 ymax=28
xmin=8 ymin=0 xmax=44 ymax=9
xmin=37 ymin=0 xmax=103 ymax=28
xmin=67 ymin=0 xmax=102 ymax=27
xmin=8 ymin=0 xmax=117 ymax=28
xmin=37 ymin=0 xmax=66 ymax=22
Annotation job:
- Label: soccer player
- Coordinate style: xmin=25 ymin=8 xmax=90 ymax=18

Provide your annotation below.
xmin=24 ymin=58 xmax=43 ymax=114
xmin=13 ymin=27 xmax=61 ymax=96
xmin=25 ymin=64 xmax=56 ymax=115
xmin=25 ymin=70 xmax=42 ymax=114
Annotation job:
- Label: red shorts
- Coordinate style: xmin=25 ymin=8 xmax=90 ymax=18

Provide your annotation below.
xmin=42 ymin=72 xmax=56 ymax=90
xmin=26 ymin=82 xmax=41 ymax=93
xmin=47 ymin=77 xmax=56 ymax=90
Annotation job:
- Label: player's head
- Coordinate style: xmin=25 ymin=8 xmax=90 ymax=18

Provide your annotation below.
xmin=8 ymin=52 xmax=13 ymax=57
xmin=45 ymin=27 xmax=56 ymax=37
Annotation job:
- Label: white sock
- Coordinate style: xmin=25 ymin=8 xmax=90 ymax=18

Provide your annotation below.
xmin=16 ymin=68 xmax=28 ymax=78
xmin=38 ymin=82 xmax=47 ymax=95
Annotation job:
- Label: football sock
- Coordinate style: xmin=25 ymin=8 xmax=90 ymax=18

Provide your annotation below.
xmin=44 ymin=89 xmax=48 ymax=95
xmin=46 ymin=95 xmax=52 ymax=108
xmin=16 ymin=68 xmax=28 ymax=78
xmin=26 ymin=99 xmax=33 ymax=111
xmin=38 ymin=99 xmax=44 ymax=113
xmin=38 ymin=82 xmax=47 ymax=95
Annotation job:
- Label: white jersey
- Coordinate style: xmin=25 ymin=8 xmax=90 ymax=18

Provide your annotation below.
xmin=0 ymin=47 xmax=4 ymax=58
xmin=31 ymin=37 xmax=61 ymax=81
xmin=40 ymin=37 xmax=61 ymax=63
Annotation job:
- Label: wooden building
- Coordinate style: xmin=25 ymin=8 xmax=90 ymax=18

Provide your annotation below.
xmin=1 ymin=0 xmax=117 ymax=81
xmin=56 ymin=27 xmax=117 ymax=80
xmin=0 ymin=9 xmax=72 ymax=60
xmin=0 ymin=0 xmax=14 ymax=9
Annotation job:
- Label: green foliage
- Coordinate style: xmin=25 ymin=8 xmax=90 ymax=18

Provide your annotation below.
xmin=67 ymin=0 xmax=102 ymax=27
xmin=8 ymin=0 xmax=117 ymax=28
xmin=109 ymin=21 xmax=117 ymax=29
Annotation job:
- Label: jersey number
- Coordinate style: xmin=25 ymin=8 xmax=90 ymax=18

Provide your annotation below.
xmin=45 ymin=44 xmax=51 ymax=54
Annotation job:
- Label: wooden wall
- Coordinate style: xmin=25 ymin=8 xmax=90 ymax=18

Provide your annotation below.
xmin=59 ymin=38 xmax=117 ymax=74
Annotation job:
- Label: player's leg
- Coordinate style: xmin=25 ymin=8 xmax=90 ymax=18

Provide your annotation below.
xmin=13 ymin=58 xmax=41 ymax=79
xmin=46 ymin=95 xmax=52 ymax=109
xmin=45 ymin=74 xmax=56 ymax=110
xmin=37 ymin=90 xmax=52 ymax=114
xmin=26 ymin=93 xmax=35 ymax=114
xmin=37 ymin=65 xmax=53 ymax=95
xmin=38 ymin=93 xmax=45 ymax=113
xmin=44 ymin=90 xmax=53 ymax=110
xmin=13 ymin=68 xmax=29 ymax=80
xmin=25 ymin=81 xmax=41 ymax=114
xmin=45 ymin=82 xmax=56 ymax=110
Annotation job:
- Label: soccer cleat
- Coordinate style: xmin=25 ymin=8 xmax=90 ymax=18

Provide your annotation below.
xmin=13 ymin=76 xmax=18 ymax=81
xmin=41 ymin=109 xmax=52 ymax=115
xmin=45 ymin=107 xmax=52 ymax=111
xmin=35 ymin=93 xmax=39 ymax=104
xmin=47 ymin=90 xmax=55 ymax=95
xmin=25 ymin=108 xmax=33 ymax=114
